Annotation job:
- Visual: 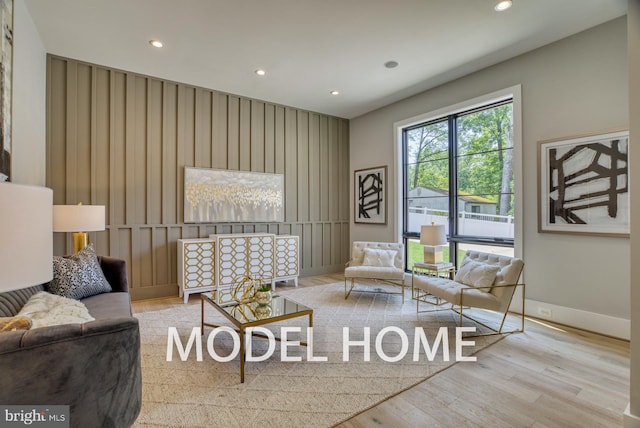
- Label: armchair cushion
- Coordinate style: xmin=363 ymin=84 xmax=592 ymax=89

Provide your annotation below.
xmin=455 ymin=259 xmax=500 ymax=291
xmin=362 ymin=248 xmax=397 ymax=267
xmin=344 ymin=266 xmax=404 ymax=281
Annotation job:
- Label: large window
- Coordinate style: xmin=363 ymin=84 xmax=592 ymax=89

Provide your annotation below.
xmin=403 ymin=100 xmax=515 ymax=270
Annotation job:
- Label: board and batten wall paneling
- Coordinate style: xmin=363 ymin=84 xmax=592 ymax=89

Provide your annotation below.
xmin=46 ymin=55 xmax=350 ymax=301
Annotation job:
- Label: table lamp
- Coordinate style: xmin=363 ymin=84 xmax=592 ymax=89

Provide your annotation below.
xmin=0 ymin=183 xmax=53 ymax=292
xmin=420 ymin=224 xmax=447 ymax=264
xmin=53 ymin=203 xmax=106 ymax=254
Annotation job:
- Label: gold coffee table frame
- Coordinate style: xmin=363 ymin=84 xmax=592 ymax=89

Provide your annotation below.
xmin=201 ymin=292 xmax=313 ymax=383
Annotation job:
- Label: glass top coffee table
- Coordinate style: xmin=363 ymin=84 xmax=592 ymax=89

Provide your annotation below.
xmin=201 ymin=292 xmax=313 ymax=383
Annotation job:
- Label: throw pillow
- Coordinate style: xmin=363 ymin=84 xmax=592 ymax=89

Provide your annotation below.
xmin=362 ymin=248 xmax=397 ymax=268
xmin=48 ymin=244 xmax=112 ymax=300
xmin=17 ymin=291 xmax=95 ymax=329
xmin=455 ymin=259 xmax=500 ymax=291
xmin=0 ymin=316 xmax=32 ymax=332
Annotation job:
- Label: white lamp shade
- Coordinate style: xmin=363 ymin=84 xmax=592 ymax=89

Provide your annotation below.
xmin=420 ymin=224 xmax=447 ymax=246
xmin=53 ymin=205 xmax=105 ymax=232
xmin=0 ymin=183 xmax=53 ymax=291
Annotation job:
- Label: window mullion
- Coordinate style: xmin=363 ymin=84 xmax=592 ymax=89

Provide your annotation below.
xmin=402 ymin=130 xmax=410 ymax=265
xmin=448 ymin=115 xmax=458 ymax=263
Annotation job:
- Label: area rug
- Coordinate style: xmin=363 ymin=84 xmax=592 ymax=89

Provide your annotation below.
xmin=133 ymin=282 xmax=505 ymax=427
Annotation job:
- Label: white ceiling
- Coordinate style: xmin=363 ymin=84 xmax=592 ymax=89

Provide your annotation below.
xmin=25 ymin=0 xmax=627 ymax=119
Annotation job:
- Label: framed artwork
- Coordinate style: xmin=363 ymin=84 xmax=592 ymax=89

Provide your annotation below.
xmin=354 ymin=165 xmax=387 ymax=224
xmin=0 ymin=0 xmax=12 ymax=182
xmin=184 ymin=167 xmax=284 ymax=223
xmin=538 ymin=130 xmax=629 ymax=237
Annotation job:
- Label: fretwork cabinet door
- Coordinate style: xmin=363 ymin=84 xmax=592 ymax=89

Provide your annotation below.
xmin=275 ymin=235 xmax=299 ymax=286
xmin=177 ymin=238 xmax=215 ymax=303
xmin=212 ymin=233 xmax=275 ymax=288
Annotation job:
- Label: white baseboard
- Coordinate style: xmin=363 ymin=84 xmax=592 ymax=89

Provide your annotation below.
xmin=624 ymin=404 xmax=640 ymax=428
xmin=404 ymin=274 xmax=629 ymax=339
xmin=519 ymin=298 xmax=629 ymax=340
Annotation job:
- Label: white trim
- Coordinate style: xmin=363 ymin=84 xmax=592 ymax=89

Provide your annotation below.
xmin=405 ymin=276 xmax=627 ymax=339
xmin=523 ymin=298 xmax=630 ymax=340
xmin=624 ymin=404 xmax=640 ymax=428
xmin=393 ymin=85 xmax=523 ymax=259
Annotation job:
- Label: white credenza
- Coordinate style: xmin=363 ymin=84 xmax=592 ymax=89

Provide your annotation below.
xmin=177 ymin=233 xmax=299 ymax=303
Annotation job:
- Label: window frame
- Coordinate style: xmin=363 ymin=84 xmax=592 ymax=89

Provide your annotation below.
xmin=394 ymin=86 xmax=522 ymax=271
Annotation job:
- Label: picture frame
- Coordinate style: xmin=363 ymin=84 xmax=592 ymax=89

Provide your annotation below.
xmin=0 ymin=0 xmax=13 ymax=182
xmin=538 ymin=129 xmax=629 ymax=237
xmin=184 ymin=167 xmax=284 ymax=223
xmin=354 ymin=165 xmax=387 ymax=224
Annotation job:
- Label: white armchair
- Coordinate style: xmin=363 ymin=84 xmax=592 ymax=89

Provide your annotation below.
xmin=413 ymin=250 xmax=524 ymax=336
xmin=344 ymin=241 xmax=405 ymax=302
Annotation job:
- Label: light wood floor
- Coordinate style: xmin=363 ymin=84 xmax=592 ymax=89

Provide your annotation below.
xmin=132 ymin=274 xmax=630 ymax=428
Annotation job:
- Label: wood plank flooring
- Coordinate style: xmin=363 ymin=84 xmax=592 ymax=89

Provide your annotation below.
xmin=132 ymin=274 xmax=630 ymax=427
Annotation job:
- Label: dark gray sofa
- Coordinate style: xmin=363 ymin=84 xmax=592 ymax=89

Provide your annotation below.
xmin=0 ymin=256 xmax=141 ymax=428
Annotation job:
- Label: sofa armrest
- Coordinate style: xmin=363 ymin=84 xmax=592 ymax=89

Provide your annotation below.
xmin=0 ymin=317 xmax=141 ymax=427
xmin=98 ymin=256 xmax=129 ymax=292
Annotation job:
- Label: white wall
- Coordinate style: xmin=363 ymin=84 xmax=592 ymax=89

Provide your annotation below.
xmin=350 ymin=17 xmax=630 ymax=332
xmin=11 ymin=0 xmax=46 ymax=185
xmin=625 ymin=0 xmax=639 ymax=425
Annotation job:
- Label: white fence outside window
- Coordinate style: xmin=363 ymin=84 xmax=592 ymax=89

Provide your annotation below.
xmin=408 ymin=207 xmax=514 ymax=239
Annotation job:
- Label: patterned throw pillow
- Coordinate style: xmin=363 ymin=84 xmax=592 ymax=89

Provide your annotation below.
xmin=48 ymin=244 xmax=112 ymax=300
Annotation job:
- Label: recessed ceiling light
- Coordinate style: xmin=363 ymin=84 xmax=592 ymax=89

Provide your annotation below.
xmin=255 ymin=69 xmax=266 ymax=76
xmin=330 ymin=90 xmax=340 ymax=96
xmin=384 ymin=61 xmax=399 ymax=69
xmin=494 ymin=0 xmax=512 ymax=11
xmin=149 ymin=40 xmax=163 ymax=48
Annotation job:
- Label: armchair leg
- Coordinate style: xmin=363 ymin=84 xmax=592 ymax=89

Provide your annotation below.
xmin=453 ymin=306 xmax=524 ymax=338
xmin=345 ymin=278 xmax=355 ymax=300
xmin=344 ymin=278 xmax=404 ymax=302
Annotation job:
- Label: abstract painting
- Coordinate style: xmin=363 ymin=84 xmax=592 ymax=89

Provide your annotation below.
xmin=0 ymin=0 xmax=12 ymax=182
xmin=184 ymin=167 xmax=284 ymax=223
xmin=538 ymin=130 xmax=629 ymax=237
xmin=354 ymin=165 xmax=387 ymax=224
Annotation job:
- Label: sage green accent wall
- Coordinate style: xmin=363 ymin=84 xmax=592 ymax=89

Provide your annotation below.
xmin=46 ymin=55 xmax=350 ymax=301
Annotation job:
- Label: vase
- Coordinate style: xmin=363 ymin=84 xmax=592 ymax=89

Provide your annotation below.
xmin=254 ymin=290 xmax=272 ymax=305
xmin=254 ymin=304 xmax=272 ymax=319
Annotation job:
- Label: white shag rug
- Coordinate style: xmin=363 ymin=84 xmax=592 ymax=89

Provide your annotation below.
xmin=134 ymin=282 xmax=504 ymax=427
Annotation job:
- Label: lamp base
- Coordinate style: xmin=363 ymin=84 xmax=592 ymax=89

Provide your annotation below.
xmin=423 ymin=246 xmax=444 ymax=264
xmin=72 ymin=232 xmax=89 ymax=254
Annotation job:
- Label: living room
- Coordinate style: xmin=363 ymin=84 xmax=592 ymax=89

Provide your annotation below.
xmin=1 ymin=0 xmax=639 ymax=426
